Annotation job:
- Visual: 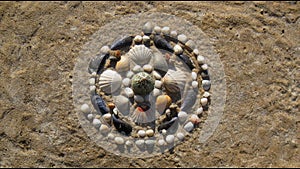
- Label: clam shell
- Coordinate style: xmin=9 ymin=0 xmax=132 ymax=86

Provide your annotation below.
xmin=151 ymin=46 xmax=169 ymax=75
xmin=131 ymin=106 xmax=156 ymax=124
xmin=115 ymin=55 xmax=130 ymax=72
xmin=128 ymin=45 xmax=153 ymax=67
xmin=156 ymin=95 xmax=172 ymax=114
xmin=99 ymin=70 xmax=122 ymax=94
xmin=162 ymin=69 xmax=187 ymax=93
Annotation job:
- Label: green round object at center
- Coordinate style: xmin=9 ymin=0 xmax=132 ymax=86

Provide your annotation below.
xmin=131 ymin=72 xmax=155 ymax=96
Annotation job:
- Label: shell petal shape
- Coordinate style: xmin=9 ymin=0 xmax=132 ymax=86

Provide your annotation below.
xmin=115 ymin=55 xmax=130 ymax=72
xmin=162 ymin=69 xmax=187 ymax=93
xmin=156 ymin=95 xmax=172 ymax=114
xmin=131 ymin=106 xmax=156 ymax=124
xmin=99 ymin=70 xmax=122 ymax=94
xmin=128 ymin=45 xmax=153 ymax=67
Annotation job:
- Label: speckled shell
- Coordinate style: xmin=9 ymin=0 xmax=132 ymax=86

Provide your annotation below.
xmin=162 ymin=69 xmax=187 ymax=93
xmin=128 ymin=45 xmax=153 ymax=67
xmin=99 ymin=70 xmax=122 ymax=94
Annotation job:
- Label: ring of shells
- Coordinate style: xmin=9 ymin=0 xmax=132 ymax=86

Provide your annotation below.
xmin=80 ymin=22 xmax=212 ymax=153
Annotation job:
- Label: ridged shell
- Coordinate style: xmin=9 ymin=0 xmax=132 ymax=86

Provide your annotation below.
xmin=115 ymin=55 xmax=129 ymax=72
xmin=99 ymin=70 xmax=122 ymax=94
xmin=162 ymin=69 xmax=187 ymax=93
xmin=131 ymin=106 xmax=156 ymax=124
xmin=128 ymin=45 xmax=153 ymax=67
xmin=156 ymin=95 xmax=172 ymax=114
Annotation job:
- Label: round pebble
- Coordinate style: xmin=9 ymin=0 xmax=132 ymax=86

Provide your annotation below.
xmin=197 ymin=55 xmax=205 ymax=64
xmin=81 ymin=104 xmax=90 ymax=114
xmin=114 ymin=137 xmax=125 ymax=145
xmin=200 ymin=98 xmax=208 ymax=106
xmin=89 ymin=78 xmax=96 ymax=85
xmin=102 ymin=113 xmax=111 ymax=121
xmin=145 ymin=140 xmax=155 ymax=146
xmin=100 ymin=45 xmax=110 ymax=54
xmin=142 ymin=35 xmax=150 ymax=42
xmin=174 ymin=44 xmax=183 ymax=55
xmin=161 ymin=129 xmax=167 ymax=135
xmin=192 ymin=81 xmax=198 ymax=89
xmin=124 ymin=87 xmax=134 ymax=97
xmin=153 ymin=88 xmax=162 ymax=97
xmin=162 ymin=26 xmax=170 ymax=35
xmin=89 ymin=85 xmax=96 ymax=94
xmin=142 ymin=22 xmax=153 ymax=34
xmin=107 ymin=133 xmax=115 ymax=140
xmin=178 ymin=111 xmax=188 ymax=123
xmin=155 ymin=80 xmax=162 ymax=89
xmin=143 ymin=64 xmax=153 ymax=73
xmin=166 ymin=135 xmax=175 ymax=144
xmin=196 ymin=107 xmax=203 ymax=115
xmin=135 ymin=140 xmax=145 ymax=148
xmin=202 ymin=80 xmax=211 ymax=91
xmin=133 ymin=65 xmax=143 ymax=73
xmin=125 ymin=140 xmax=133 ymax=147
xmin=137 ymin=130 xmax=146 ymax=137
xmin=201 ymin=64 xmax=208 ymax=70
xmin=153 ymin=71 xmax=162 ymax=80
xmin=87 ymin=113 xmax=94 ymax=120
xmin=122 ymin=78 xmax=131 ymax=87
xmin=193 ymin=49 xmax=199 ymax=56
xmin=203 ymin=91 xmax=210 ymax=98
xmin=191 ymin=72 xmax=197 ymax=80
xmin=146 ymin=129 xmax=154 ymax=137
xmin=134 ymin=35 xmax=142 ymax=43
xmin=184 ymin=122 xmax=194 ymax=132
xmin=134 ymin=95 xmax=144 ymax=103
xmin=154 ymin=26 xmax=161 ymax=34
xmin=126 ymin=71 xmax=134 ymax=78
xmin=91 ymin=71 xmax=97 ymax=77
xmin=92 ymin=119 xmax=101 ymax=128
xmin=99 ymin=124 xmax=110 ymax=134
xmin=158 ymin=139 xmax=166 ymax=146
xmin=170 ymin=30 xmax=177 ymax=37
xmin=185 ymin=40 xmax=195 ymax=49
xmin=176 ymin=132 xmax=185 ymax=140
xmin=178 ymin=34 xmax=188 ymax=43
xmin=190 ymin=114 xmax=200 ymax=124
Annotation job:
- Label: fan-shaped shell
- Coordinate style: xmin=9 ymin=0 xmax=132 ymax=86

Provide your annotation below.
xmin=115 ymin=55 xmax=129 ymax=72
xmin=99 ymin=70 xmax=122 ymax=94
xmin=128 ymin=45 xmax=153 ymax=67
xmin=156 ymin=95 xmax=172 ymax=114
xmin=162 ymin=69 xmax=187 ymax=93
xmin=151 ymin=46 xmax=169 ymax=75
xmin=131 ymin=106 xmax=156 ymax=124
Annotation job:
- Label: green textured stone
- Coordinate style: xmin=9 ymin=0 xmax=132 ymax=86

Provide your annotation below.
xmin=131 ymin=72 xmax=155 ymax=96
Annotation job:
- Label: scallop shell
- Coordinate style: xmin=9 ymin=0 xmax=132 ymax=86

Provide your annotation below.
xmin=128 ymin=45 xmax=153 ymax=67
xmin=162 ymin=69 xmax=187 ymax=93
xmin=131 ymin=106 xmax=156 ymax=124
xmin=156 ymin=95 xmax=172 ymax=114
xmin=99 ymin=70 xmax=122 ymax=94
xmin=115 ymin=55 xmax=130 ymax=72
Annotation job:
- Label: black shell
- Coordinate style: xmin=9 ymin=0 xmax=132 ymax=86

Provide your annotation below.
xmin=112 ymin=113 xmax=132 ymax=135
xmin=110 ymin=36 xmax=134 ymax=50
xmin=158 ymin=117 xmax=178 ymax=132
xmin=88 ymin=54 xmax=109 ymax=74
xmin=91 ymin=94 xmax=109 ymax=115
xmin=153 ymin=35 xmax=174 ymax=53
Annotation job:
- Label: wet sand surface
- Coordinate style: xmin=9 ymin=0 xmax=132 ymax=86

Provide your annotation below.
xmin=0 ymin=1 xmax=299 ymax=167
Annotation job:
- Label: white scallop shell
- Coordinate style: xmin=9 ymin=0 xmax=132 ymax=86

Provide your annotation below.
xmin=162 ymin=69 xmax=187 ymax=93
xmin=128 ymin=45 xmax=153 ymax=67
xmin=99 ymin=70 xmax=122 ymax=94
xmin=131 ymin=106 xmax=156 ymax=124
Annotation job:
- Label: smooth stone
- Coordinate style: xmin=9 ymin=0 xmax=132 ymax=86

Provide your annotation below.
xmin=126 ymin=71 xmax=134 ymax=78
xmin=161 ymin=129 xmax=167 ymax=135
xmin=178 ymin=111 xmax=188 ymax=123
xmin=184 ymin=122 xmax=194 ymax=132
xmin=146 ymin=129 xmax=154 ymax=137
xmin=138 ymin=130 xmax=146 ymax=137
xmin=145 ymin=140 xmax=155 ymax=146
xmin=91 ymin=71 xmax=97 ymax=77
xmin=89 ymin=85 xmax=96 ymax=94
xmin=125 ymin=140 xmax=133 ymax=146
xmin=134 ymin=35 xmax=142 ymax=43
xmin=196 ymin=107 xmax=203 ymax=115
xmin=193 ymin=49 xmax=199 ymax=56
xmin=135 ymin=140 xmax=145 ymax=148
xmin=142 ymin=35 xmax=150 ymax=42
xmin=99 ymin=124 xmax=110 ymax=134
xmin=202 ymin=80 xmax=211 ymax=91
xmin=124 ymin=87 xmax=134 ymax=97
xmin=191 ymin=72 xmax=197 ymax=80
xmin=174 ymin=44 xmax=183 ymax=54
xmin=178 ymin=34 xmax=188 ymax=43
xmin=152 ymin=71 xmax=162 ymax=80
xmin=161 ymin=26 xmax=170 ymax=35
xmin=114 ymin=137 xmax=125 ymax=145
xmin=143 ymin=64 xmax=153 ymax=73
xmin=190 ymin=114 xmax=200 ymax=124
xmin=143 ymin=22 xmax=153 ymax=34
xmin=200 ymin=98 xmax=208 ymax=106
xmin=153 ymin=88 xmax=162 ymax=97
xmin=185 ymin=39 xmax=195 ymax=49
xmin=158 ymin=139 xmax=166 ymax=146
xmin=133 ymin=65 xmax=143 ymax=73
xmin=122 ymin=78 xmax=131 ymax=87
xmin=87 ymin=113 xmax=94 ymax=120
xmin=92 ymin=119 xmax=101 ymax=128
xmin=81 ymin=104 xmax=90 ymax=114
xmin=166 ymin=135 xmax=175 ymax=144
xmin=201 ymin=64 xmax=208 ymax=70
xmin=100 ymin=45 xmax=110 ymax=54
xmin=170 ymin=30 xmax=177 ymax=37
xmin=134 ymin=95 xmax=144 ymax=103
xmin=203 ymin=91 xmax=210 ymax=98
xmin=197 ymin=55 xmax=205 ymax=64
xmin=107 ymin=133 xmax=115 ymax=140
xmin=153 ymin=26 xmax=161 ymax=34
xmin=192 ymin=81 xmax=198 ymax=89
xmin=89 ymin=78 xmax=96 ymax=85
xmin=102 ymin=113 xmax=111 ymax=121
xmin=176 ymin=132 xmax=185 ymax=140
xmin=155 ymin=80 xmax=162 ymax=89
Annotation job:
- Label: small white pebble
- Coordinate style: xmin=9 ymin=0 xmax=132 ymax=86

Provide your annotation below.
xmin=176 ymin=132 xmax=185 ymax=140
xmin=135 ymin=140 xmax=145 ymax=148
xmin=91 ymin=71 xmax=97 ymax=77
xmin=134 ymin=95 xmax=144 ymax=103
xmin=138 ymin=130 xmax=146 ymax=137
xmin=184 ymin=122 xmax=194 ymax=132
xmin=143 ymin=64 xmax=153 ymax=73
xmin=142 ymin=35 xmax=150 ymax=42
xmin=92 ymin=119 xmax=101 ymax=128
xmin=197 ymin=55 xmax=205 ymax=64
xmin=146 ymin=129 xmax=154 ymax=137
xmin=190 ymin=114 xmax=200 ymax=124
xmin=122 ymin=78 xmax=131 ymax=87
xmin=152 ymin=71 xmax=162 ymax=80
xmin=162 ymin=26 xmax=170 ymax=35
xmin=200 ymin=98 xmax=208 ymax=106
xmin=170 ymin=30 xmax=177 ymax=37
xmin=157 ymin=139 xmax=166 ymax=146
xmin=126 ymin=71 xmax=134 ymax=78
xmin=192 ymin=81 xmax=198 ymax=89
xmin=155 ymin=80 xmax=162 ymax=89
xmin=114 ymin=137 xmax=125 ymax=145
xmin=107 ymin=133 xmax=115 ymax=140
xmin=166 ymin=135 xmax=175 ymax=144
xmin=203 ymin=91 xmax=210 ymax=98
xmin=145 ymin=140 xmax=155 ymax=146
xmin=178 ymin=34 xmax=188 ymax=43
xmin=201 ymin=64 xmax=208 ymax=70
xmin=161 ymin=129 xmax=167 ymax=135
xmin=153 ymin=88 xmax=162 ymax=97
xmin=178 ymin=111 xmax=188 ymax=123
xmin=191 ymin=72 xmax=197 ymax=81
xmin=133 ymin=65 xmax=143 ymax=73
xmin=185 ymin=40 xmax=195 ymax=49
xmin=154 ymin=26 xmax=161 ymax=34
xmin=81 ymin=104 xmax=91 ymax=114
xmin=87 ymin=113 xmax=94 ymax=120
xmin=89 ymin=85 xmax=96 ymax=94
xmin=102 ymin=113 xmax=111 ymax=121
xmin=89 ymin=78 xmax=96 ymax=85
xmin=99 ymin=124 xmax=110 ymax=134
xmin=125 ymin=140 xmax=133 ymax=146
xmin=196 ymin=107 xmax=203 ymax=115
xmin=174 ymin=44 xmax=183 ymax=55
xmin=134 ymin=35 xmax=142 ymax=43
xmin=100 ymin=45 xmax=110 ymax=54
xmin=143 ymin=21 xmax=153 ymax=34
xmin=202 ymin=80 xmax=211 ymax=91
xmin=193 ymin=49 xmax=199 ymax=56
xmin=124 ymin=87 xmax=134 ymax=97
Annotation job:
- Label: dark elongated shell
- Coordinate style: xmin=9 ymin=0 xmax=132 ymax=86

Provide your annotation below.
xmin=112 ymin=113 xmax=132 ymax=135
xmin=153 ymin=35 xmax=174 ymax=53
xmin=158 ymin=117 xmax=178 ymax=132
xmin=111 ymin=36 xmax=134 ymax=50
xmin=91 ymin=94 xmax=109 ymax=115
xmin=88 ymin=54 xmax=109 ymax=74
xmin=178 ymin=54 xmax=195 ymax=70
